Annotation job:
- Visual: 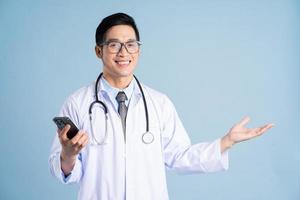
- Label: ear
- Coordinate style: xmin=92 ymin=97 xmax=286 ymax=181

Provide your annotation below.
xmin=95 ymin=45 xmax=102 ymax=59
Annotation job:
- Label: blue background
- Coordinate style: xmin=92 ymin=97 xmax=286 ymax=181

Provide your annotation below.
xmin=1 ymin=0 xmax=299 ymax=199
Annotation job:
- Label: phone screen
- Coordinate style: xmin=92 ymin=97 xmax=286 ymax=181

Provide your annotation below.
xmin=53 ymin=117 xmax=79 ymax=139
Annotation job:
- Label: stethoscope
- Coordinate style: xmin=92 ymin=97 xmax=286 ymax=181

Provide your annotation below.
xmin=88 ymin=72 xmax=154 ymax=145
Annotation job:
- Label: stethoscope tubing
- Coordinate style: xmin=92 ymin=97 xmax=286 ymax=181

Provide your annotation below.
xmin=88 ymin=73 xmax=150 ymax=144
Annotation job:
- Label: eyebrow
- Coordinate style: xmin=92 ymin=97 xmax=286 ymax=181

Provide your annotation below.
xmin=106 ymin=38 xmax=138 ymax=43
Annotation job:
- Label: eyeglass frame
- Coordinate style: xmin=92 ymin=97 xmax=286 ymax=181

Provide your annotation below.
xmin=98 ymin=40 xmax=142 ymax=54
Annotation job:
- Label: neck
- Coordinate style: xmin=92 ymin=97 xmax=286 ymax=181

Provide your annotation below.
xmin=102 ymin=72 xmax=133 ymax=89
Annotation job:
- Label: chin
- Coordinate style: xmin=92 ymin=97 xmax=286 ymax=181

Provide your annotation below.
xmin=115 ymin=67 xmax=135 ymax=77
xmin=109 ymin=69 xmax=132 ymax=78
xmin=118 ymin=71 xmax=134 ymax=77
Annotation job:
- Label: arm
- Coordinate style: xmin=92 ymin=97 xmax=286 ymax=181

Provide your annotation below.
xmin=161 ymin=96 xmax=274 ymax=173
xmin=49 ymin=97 xmax=89 ymax=184
xmin=162 ymin=96 xmax=229 ymax=173
xmin=220 ymin=116 xmax=274 ymax=153
xmin=58 ymin=125 xmax=89 ymax=176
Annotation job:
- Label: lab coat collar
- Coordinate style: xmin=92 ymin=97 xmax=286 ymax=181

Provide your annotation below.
xmin=97 ymin=75 xmax=142 ymax=111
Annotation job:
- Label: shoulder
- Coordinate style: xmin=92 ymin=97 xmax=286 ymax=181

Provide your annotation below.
xmin=141 ymin=83 xmax=175 ymax=109
xmin=142 ymin=84 xmax=164 ymax=97
xmin=59 ymin=82 xmax=95 ymax=128
xmin=62 ymin=82 xmax=94 ymax=111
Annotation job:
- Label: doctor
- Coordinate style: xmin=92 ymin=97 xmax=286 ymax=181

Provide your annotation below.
xmin=49 ymin=13 xmax=274 ymax=200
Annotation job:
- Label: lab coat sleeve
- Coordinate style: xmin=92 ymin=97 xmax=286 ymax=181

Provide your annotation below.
xmin=48 ymin=97 xmax=83 ymax=184
xmin=161 ymin=96 xmax=229 ymax=173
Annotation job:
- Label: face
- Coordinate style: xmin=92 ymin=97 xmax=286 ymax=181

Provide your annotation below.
xmin=95 ymin=25 xmax=140 ymax=82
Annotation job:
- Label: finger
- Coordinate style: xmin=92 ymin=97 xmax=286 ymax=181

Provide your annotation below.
xmin=58 ymin=124 xmax=70 ymax=141
xmin=249 ymin=128 xmax=261 ymax=137
xmin=237 ymin=116 xmax=250 ymax=127
xmin=75 ymin=137 xmax=89 ymax=153
xmin=248 ymin=124 xmax=273 ymax=138
xmin=80 ymin=136 xmax=89 ymax=149
xmin=256 ymin=124 xmax=274 ymax=135
xmin=81 ymin=137 xmax=89 ymax=148
xmin=76 ymin=134 xmax=88 ymax=147
xmin=69 ymin=130 xmax=85 ymax=146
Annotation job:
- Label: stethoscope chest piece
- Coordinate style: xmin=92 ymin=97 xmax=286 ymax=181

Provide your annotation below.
xmin=142 ymin=132 xmax=154 ymax=144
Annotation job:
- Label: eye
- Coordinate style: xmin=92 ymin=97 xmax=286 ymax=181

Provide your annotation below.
xmin=108 ymin=42 xmax=119 ymax=48
xmin=126 ymin=42 xmax=137 ymax=48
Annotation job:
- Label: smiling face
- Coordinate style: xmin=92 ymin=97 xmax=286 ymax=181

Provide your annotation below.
xmin=95 ymin=25 xmax=140 ymax=88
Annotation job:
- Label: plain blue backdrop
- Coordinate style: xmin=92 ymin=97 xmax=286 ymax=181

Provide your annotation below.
xmin=0 ymin=0 xmax=299 ymax=199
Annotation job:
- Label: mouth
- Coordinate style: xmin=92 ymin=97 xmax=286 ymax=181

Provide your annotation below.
xmin=114 ymin=60 xmax=131 ymax=67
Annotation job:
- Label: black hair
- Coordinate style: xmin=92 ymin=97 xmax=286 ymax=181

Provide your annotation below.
xmin=95 ymin=13 xmax=140 ymax=45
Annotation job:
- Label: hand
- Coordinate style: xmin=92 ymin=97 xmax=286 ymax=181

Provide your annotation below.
xmin=58 ymin=125 xmax=89 ymax=174
xmin=221 ymin=116 xmax=274 ymax=152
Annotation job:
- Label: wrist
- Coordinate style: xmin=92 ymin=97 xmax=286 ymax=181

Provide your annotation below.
xmin=60 ymin=150 xmax=76 ymax=163
xmin=60 ymin=151 xmax=76 ymax=175
xmin=221 ymin=134 xmax=235 ymax=152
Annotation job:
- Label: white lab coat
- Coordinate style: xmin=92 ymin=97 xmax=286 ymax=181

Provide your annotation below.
xmin=49 ymin=80 xmax=229 ymax=200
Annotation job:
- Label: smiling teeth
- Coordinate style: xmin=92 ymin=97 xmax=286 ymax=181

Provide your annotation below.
xmin=117 ymin=61 xmax=130 ymax=65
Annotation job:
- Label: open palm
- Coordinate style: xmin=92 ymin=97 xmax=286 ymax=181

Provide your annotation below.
xmin=228 ymin=116 xmax=274 ymax=144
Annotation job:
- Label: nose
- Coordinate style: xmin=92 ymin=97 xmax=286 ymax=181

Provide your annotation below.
xmin=117 ymin=44 xmax=129 ymax=56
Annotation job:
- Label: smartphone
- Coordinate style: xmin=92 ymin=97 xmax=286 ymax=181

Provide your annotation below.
xmin=53 ymin=116 xmax=79 ymax=139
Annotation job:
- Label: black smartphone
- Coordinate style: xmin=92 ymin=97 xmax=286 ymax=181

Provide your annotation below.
xmin=53 ymin=116 xmax=79 ymax=139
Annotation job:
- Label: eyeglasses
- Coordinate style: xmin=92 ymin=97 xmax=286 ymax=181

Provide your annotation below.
xmin=100 ymin=40 xmax=142 ymax=54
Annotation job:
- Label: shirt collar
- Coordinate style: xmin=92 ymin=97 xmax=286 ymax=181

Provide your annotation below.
xmin=98 ymin=75 xmax=141 ymax=109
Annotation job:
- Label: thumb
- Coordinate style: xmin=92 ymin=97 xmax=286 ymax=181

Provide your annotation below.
xmin=58 ymin=124 xmax=70 ymax=141
xmin=237 ymin=116 xmax=250 ymax=127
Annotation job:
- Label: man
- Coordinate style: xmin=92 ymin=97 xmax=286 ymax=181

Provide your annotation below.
xmin=49 ymin=13 xmax=274 ymax=200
